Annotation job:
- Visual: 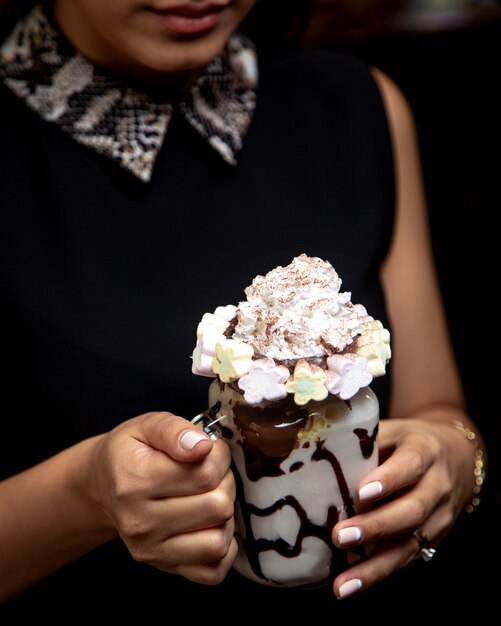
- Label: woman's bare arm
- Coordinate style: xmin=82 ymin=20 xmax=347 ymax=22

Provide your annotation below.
xmin=331 ymin=69 xmax=486 ymax=598
xmin=0 ymin=436 xmax=115 ymax=602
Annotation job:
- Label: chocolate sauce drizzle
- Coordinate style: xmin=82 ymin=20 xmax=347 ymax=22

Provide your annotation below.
xmin=354 ymin=424 xmax=379 ymax=459
xmin=312 ymin=441 xmax=356 ymax=519
xmin=231 ymin=437 xmax=370 ymax=587
xmin=232 ymin=461 xmax=343 ymax=587
xmin=222 ymin=394 xmax=377 ymax=587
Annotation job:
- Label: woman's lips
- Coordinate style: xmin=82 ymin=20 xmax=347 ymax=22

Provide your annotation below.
xmin=151 ymin=3 xmax=227 ymax=36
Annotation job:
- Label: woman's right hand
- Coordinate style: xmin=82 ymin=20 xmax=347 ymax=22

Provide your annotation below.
xmin=89 ymin=411 xmax=237 ymax=585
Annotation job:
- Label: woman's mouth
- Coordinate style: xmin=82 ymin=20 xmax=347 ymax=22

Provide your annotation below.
xmin=150 ymin=3 xmax=227 ymax=36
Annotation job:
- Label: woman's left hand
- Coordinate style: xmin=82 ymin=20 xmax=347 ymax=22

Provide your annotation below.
xmin=331 ymin=416 xmax=476 ymax=599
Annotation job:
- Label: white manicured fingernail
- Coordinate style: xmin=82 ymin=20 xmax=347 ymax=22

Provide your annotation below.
xmin=180 ymin=430 xmax=210 ymax=450
xmin=338 ymin=578 xmax=362 ymax=599
xmin=338 ymin=526 xmax=362 ymax=546
xmin=359 ymin=480 xmax=383 ymax=501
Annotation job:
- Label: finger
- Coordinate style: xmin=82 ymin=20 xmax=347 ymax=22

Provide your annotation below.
xmin=132 ymin=442 xmax=232 ymax=499
xmin=109 ymin=424 xmax=232 ymax=499
xmin=334 ymin=488 xmax=430 ymax=551
xmin=169 ymin=536 xmax=239 ymax=586
xmin=126 ymin=470 xmax=236 ymax=538
xmin=166 ymin=518 xmax=236 ymax=566
xmin=152 ymin=518 xmax=236 ymax=574
xmin=137 ymin=411 xmax=214 ymax=462
xmin=357 ymin=428 xmax=437 ymax=504
xmin=333 ymin=534 xmax=419 ymax=599
xmin=333 ymin=459 xmax=449 ymax=551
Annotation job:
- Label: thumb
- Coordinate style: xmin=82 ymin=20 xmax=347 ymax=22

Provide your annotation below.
xmin=139 ymin=411 xmax=214 ymax=463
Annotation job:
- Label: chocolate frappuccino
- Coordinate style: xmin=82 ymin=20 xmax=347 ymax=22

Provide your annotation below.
xmin=191 ymin=254 xmax=391 ymax=588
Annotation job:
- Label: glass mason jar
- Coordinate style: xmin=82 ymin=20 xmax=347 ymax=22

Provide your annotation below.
xmin=207 ymin=379 xmax=380 ymax=589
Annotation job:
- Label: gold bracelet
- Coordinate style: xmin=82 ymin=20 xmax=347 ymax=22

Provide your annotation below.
xmin=451 ymin=420 xmax=486 ymax=516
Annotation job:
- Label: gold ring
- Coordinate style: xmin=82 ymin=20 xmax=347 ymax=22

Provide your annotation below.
xmin=412 ymin=528 xmax=436 ymax=562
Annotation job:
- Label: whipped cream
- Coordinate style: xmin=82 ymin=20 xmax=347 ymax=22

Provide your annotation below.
xmin=234 ymin=254 xmax=370 ymax=359
xmin=191 ymin=254 xmax=391 ymax=403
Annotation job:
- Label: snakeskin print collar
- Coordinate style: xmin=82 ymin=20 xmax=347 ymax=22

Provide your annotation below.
xmin=0 ymin=5 xmax=258 ymax=182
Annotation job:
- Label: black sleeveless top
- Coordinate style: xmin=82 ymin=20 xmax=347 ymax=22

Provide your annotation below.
xmin=0 ymin=44 xmax=394 ymax=617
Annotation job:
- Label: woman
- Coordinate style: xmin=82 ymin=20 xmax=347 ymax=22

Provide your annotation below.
xmin=0 ymin=0 xmax=487 ymax=617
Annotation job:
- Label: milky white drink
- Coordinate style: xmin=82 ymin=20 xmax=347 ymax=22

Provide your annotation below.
xmin=191 ymin=255 xmax=391 ymax=588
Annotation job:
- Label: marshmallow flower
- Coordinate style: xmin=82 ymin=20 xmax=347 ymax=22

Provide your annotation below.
xmin=212 ymin=338 xmax=254 ymax=383
xmin=238 ymin=358 xmax=290 ymax=404
xmin=326 ymin=354 xmax=372 ymax=400
xmin=213 ymin=304 xmax=238 ymax=322
xmin=285 ymin=359 xmax=328 ymax=406
xmin=192 ymin=305 xmax=238 ymax=376
xmin=196 ymin=310 xmax=233 ymax=339
xmin=192 ymin=333 xmax=221 ymax=377
xmin=355 ymin=320 xmax=392 ymax=377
